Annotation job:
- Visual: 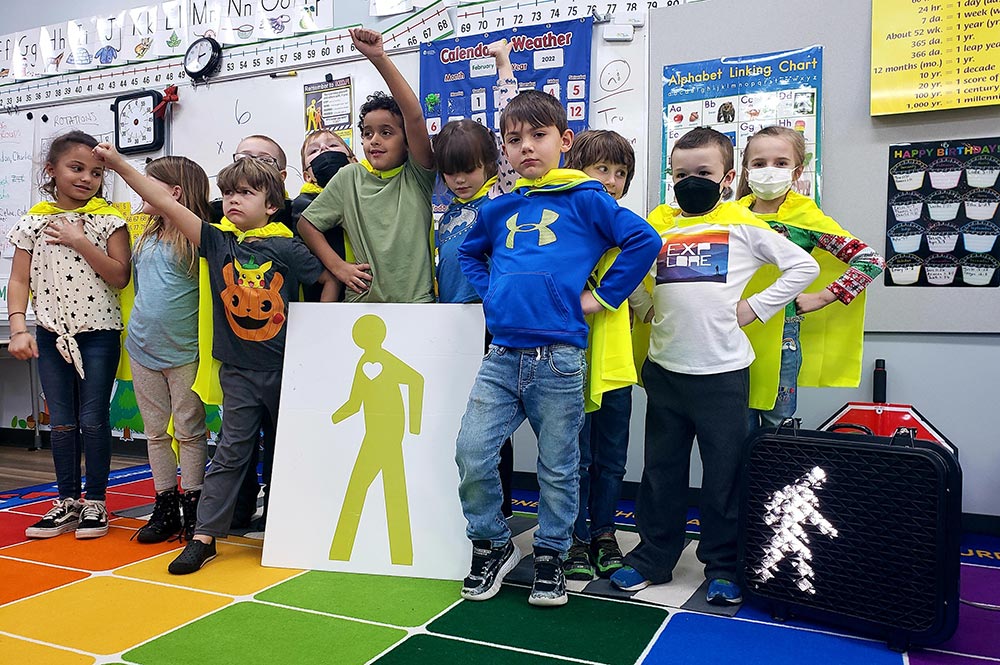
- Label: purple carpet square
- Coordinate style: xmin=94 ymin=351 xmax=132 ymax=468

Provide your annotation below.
xmin=931 ymin=602 xmax=1000 ymax=659
xmin=960 ymin=565 xmax=1000 ymax=605
xmin=909 ymin=652 xmax=1000 ymax=665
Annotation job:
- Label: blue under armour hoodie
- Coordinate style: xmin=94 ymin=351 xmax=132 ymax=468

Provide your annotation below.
xmin=458 ymin=172 xmax=661 ymax=349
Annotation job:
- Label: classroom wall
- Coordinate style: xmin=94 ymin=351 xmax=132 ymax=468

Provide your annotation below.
xmin=4 ymin=0 xmax=997 ymax=521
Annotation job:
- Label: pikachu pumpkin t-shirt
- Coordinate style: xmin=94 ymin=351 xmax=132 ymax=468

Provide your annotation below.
xmin=200 ymin=223 xmax=323 ymax=371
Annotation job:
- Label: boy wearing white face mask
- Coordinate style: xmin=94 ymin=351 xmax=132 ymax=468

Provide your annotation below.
xmin=736 ymin=126 xmax=885 ymax=430
xmin=613 ymin=127 xmax=818 ymax=604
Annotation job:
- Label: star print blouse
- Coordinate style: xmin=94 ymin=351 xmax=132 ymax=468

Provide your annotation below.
xmin=8 ymin=211 xmax=126 ymax=373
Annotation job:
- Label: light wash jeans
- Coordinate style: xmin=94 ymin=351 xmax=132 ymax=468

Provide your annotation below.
xmin=455 ymin=344 xmax=586 ymax=554
xmin=749 ymin=318 xmax=803 ymax=430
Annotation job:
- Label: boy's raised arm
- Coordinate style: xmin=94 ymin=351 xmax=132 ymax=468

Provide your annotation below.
xmin=351 ymin=27 xmax=433 ymax=170
xmin=93 ymin=143 xmax=204 ymax=247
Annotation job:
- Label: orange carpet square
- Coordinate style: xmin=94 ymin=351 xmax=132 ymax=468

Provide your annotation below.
xmin=0 ymin=634 xmax=95 ymax=664
xmin=116 ymin=541 xmax=302 ymax=596
xmin=0 ymin=576 xmax=230 ymax=655
xmin=0 ymin=557 xmax=90 ymax=605
xmin=1 ymin=524 xmax=181 ymax=571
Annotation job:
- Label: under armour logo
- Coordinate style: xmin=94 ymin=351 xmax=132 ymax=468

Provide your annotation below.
xmin=505 ymin=210 xmax=559 ymax=248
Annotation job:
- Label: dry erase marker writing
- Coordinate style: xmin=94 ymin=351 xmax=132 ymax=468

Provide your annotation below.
xmin=270 ymin=70 xmax=297 ymax=78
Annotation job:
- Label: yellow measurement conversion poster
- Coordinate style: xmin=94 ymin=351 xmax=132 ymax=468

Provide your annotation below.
xmin=871 ymin=0 xmax=1000 ymax=115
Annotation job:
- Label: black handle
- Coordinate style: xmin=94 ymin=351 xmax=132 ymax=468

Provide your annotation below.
xmin=828 ymin=423 xmax=875 ymax=436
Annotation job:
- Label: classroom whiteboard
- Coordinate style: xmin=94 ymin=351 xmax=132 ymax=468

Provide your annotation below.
xmin=169 ymin=52 xmax=419 ymax=198
xmin=647 ymin=0 xmax=1000 ymax=333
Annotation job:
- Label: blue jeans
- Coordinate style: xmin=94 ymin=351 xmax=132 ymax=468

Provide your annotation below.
xmin=574 ymin=385 xmax=631 ymax=542
xmin=750 ymin=318 xmax=802 ymax=430
xmin=35 ymin=328 xmax=121 ymax=502
xmin=456 ymin=344 xmax=586 ymax=554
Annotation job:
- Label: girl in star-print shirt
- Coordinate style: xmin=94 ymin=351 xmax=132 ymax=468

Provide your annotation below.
xmin=6 ymin=130 xmax=131 ymax=542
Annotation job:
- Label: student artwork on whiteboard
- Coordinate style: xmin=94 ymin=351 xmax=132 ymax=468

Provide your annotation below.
xmin=661 ymin=46 xmax=823 ymax=207
xmin=263 ymin=304 xmax=483 ymax=580
xmin=885 ymin=136 xmax=1000 ymax=288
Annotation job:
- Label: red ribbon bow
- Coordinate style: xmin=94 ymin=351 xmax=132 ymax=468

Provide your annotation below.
xmin=153 ymin=85 xmax=179 ymax=118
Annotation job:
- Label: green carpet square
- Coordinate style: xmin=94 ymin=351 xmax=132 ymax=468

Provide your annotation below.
xmin=374 ymin=634 xmax=568 ymax=664
xmin=428 ymin=586 xmax=668 ymax=665
xmin=255 ymin=570 xmax=462 ymax=627
xmin=124 ymin=601 xmax=405 ymax=665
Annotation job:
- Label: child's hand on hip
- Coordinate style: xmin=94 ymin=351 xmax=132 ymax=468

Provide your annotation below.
xmin=580 ymin=290 xmax=603 ymax=315
xmin=736 ymin=299 xmax=758 ymax=327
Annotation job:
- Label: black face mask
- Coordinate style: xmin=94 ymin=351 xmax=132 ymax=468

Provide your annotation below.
xmin=673 ymin=175 xmax=723 ymax=215
xmin=310 ymin=151 xmax=351 ymax=188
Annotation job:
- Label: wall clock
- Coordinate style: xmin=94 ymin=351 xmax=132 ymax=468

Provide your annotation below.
xmin=184 ymin=36 xmax=223 ymax=82
xmin=113 ymin=90 xmax=165 ymax=154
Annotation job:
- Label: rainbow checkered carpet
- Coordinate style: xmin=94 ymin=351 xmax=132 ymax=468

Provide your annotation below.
xmin=1 ymin=467 xmax=998 ymax=664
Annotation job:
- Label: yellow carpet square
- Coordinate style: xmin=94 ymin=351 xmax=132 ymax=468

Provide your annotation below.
xmin=115 ymin=541 xmax=303 ymax=596
xmin=0 ymin=635 xmax=95 ymax=665
xmin=0 ymin=577 xmax=229 ymax=655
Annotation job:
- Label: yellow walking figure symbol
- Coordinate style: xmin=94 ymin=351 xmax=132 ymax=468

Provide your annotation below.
xmin=329 ymin=315 xmax=424 ymax=565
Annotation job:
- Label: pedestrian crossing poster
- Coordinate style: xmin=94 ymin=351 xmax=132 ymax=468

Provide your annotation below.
xmin=661 ymin=46 xmax=823 ymax=206
xmin=264 ymin=304 xmax=484 ymax=580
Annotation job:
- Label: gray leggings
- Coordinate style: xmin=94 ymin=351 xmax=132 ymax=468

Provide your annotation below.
xmin=130 ymin=359 xmax=207 ymax=493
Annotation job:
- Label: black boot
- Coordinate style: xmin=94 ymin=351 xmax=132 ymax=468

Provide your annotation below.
xmin=136 ymin=489 xmax=182 ymax=544
xmin=180 ymin=490 xmax=201 ymax=542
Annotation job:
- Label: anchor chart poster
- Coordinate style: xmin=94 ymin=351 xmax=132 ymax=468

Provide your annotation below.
xmin=661 ymin=46 xmax=823 ymax=206
xmin=264 ymin=304 xmax=484 ymax=580
xmin=886 ymin=136 xmax=1000 ymax=287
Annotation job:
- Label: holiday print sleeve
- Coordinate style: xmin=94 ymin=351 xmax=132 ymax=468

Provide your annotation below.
xmin=813 ymin=231 xmax=886 ymax=305
xmin=491 ymin=78 xmax=519 ymax=196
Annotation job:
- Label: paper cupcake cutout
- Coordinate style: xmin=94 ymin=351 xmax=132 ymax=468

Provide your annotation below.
xmin=960 ymin=253 xmax=999 ymax=286
xmin=966 ymin=155 xmax=1000 ymax=189
xmin=887 ymin=253 xmax=923 ymax=285
xmin=961 ymin=221 xmax=1000 ymax=253
xmin=925 ymin=223 xmax=959 ymax=253
xmin=888 ymin=222 xmax=924 ymax=253
xmin=890 ymin=192 xmax=923 ymax=222
xmin=890 ymin=159 xmax=926 ymax=191
xmin=925 ymin=190 xmax=962 ymax=222
xmin=928 ymin=157 xmax=963 ymax=189
xmin=924 ymin=254 xmax=959 ymax=285
xmin=963 ymin=188 xmax=999 ymax=221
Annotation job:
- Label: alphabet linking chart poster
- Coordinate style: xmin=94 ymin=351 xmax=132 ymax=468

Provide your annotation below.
xmin=660 ymin=46 xmax=823 ymax=206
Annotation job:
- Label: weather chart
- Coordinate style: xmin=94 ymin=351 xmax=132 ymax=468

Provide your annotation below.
xmin=661 ymin=46 xmax=823 ymax=206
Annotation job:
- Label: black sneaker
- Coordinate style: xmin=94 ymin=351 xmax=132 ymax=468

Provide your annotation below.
xmin=529 ymin=548 xmax=567 ymax=606
xmin=135 ymin=489 xmax=181 ymax=544
xmin=25 ymin=498 xmax=81 ymax=538
xmin=168 ymin=538 xmax=217 ymax=575
xmin=591 ymin=532 xmax=624 ymax=578
xmin=76 ymin=500 xmax=109 ymax=539
xmin=461 ymin=539 xmax=520 ymax=601
xmin=563 ymin=537 xmax=595 ymax=581
xmin=179 ymin=490 xmax=201 ymax=542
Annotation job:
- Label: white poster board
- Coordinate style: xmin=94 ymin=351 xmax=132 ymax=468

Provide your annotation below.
xmin=263 ymin=303 xmax=483 ymax=580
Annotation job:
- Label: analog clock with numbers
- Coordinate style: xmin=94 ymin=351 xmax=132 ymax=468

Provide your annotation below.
xmin=113 ymin=90 xmax=165 ymax=154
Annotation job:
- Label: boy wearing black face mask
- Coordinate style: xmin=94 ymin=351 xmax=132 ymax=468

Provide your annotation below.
xmin=292 ymin=131 xmax=356 ymax=303
xmin=611 ymin=127 xmax=818 ymax=605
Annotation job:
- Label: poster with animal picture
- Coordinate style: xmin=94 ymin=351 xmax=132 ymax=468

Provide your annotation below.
xmin=661 ymin=46 xmax=823 ymax=206
xmin=885 ymin=137 xmax=1000 ymax=288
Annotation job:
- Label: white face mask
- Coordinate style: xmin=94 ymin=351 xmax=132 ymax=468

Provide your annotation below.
xmin=748 ymin=166 xmax=794 ymax=200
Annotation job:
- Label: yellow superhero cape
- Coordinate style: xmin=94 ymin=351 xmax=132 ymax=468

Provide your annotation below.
xmin=453 ymin=175 xmax=497 ymax=204
xmin=585 ymin=248 xmax=637 ymax=412
xmin=738 ymin=191 xmax=866 ymax=410
xmin=299 ymin=182 xmax=324 ymax=196
xmin=633 ymin=203 xmax=781 ymax=399
xmin=191 ymin=218 xmax=294 ymax=405
xmin=360 ymin=159 xmax=404 ymax=179
xmin=514 ymin=168 xmax=594 ymax=193
xmin=28 ymin=197 xmax=125 ymax=218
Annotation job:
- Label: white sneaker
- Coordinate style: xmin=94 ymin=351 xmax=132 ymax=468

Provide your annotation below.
xmin=25 ymin=498 xmax=82 ymax=538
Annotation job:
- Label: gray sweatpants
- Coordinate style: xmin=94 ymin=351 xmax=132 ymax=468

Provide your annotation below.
xmin=195 ymin=364 xmax=282 ymax=539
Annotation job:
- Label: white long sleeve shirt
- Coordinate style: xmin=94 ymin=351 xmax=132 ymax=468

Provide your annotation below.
xmin=633 ymin=203 xmax=819 ymax=375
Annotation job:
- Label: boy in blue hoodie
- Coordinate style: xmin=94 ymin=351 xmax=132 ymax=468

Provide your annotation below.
xmin=455 ymin=90 xmax=661 ymax=607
